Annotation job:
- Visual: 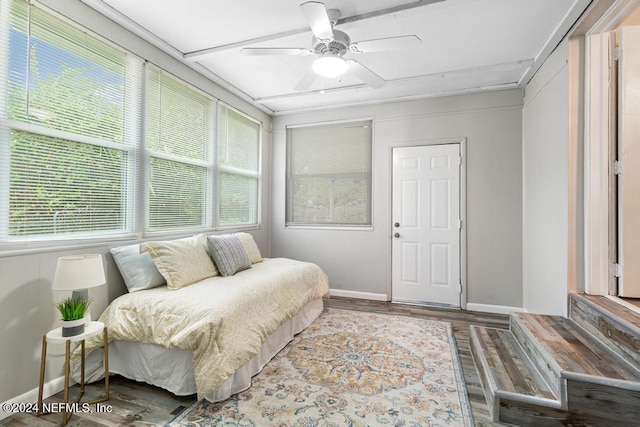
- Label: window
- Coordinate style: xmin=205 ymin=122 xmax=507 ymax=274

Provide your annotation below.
xmin=1 ymin=0 xmax=139 ymax=239
xmin=145 ymin=67 xmax=214 ymax=232
xmin=286 ymin=120 xmax=372 ymax=227
xmin=217 ymin=105 xmax=260 ymax=227
xmin=0 ymin=0 xmax=262 ymax=246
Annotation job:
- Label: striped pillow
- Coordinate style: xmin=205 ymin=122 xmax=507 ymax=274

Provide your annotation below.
xmin=206 ymin=235 xmax=251 ymax=277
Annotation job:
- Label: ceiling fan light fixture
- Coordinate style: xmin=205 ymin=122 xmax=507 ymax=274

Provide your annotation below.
xmin=312 ymin=55 xmax=348 ymax=78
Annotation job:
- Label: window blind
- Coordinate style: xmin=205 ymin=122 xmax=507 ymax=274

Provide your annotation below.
xmin=9 ymin=131 xmax=127 ymax=236
xmin=286 ymin=120 xmax=372 ymax=226
xmin=1 ymin=0 xmax=139 ymax=239
xmin=0 ymin=0 xmax=262 ymax=244
xmin=217 ymin=105 xmax=260 ymax=227
xmin=145 ymin=67 xmax=214 ymax=232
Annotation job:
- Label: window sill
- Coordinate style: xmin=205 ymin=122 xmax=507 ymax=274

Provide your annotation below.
xmin=284 ymin=225 xmax=374 ymax=231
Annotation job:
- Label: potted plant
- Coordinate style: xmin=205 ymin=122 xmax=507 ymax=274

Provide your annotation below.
xmin=56 ymin=297 xmax=91 ymax=337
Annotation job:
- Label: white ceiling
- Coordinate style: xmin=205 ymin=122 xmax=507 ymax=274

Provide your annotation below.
xmin=84 ymin=0 xmax=592 ymax=115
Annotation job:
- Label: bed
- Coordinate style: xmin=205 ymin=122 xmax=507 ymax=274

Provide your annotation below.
xmin=75 ymin=233 xmax=330 ymax=402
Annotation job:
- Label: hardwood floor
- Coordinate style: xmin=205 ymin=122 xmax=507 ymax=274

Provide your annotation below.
xmin=620 ymin=296 xmax=640 ymax=309
xmin=1 ymin=297 xmax=510 ymax=426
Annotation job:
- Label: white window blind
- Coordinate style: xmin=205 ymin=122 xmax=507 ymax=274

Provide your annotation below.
xmin=145 ymin=67 xmax=214 ymax=232
xmin=0 ymin=0 xmax=262 ymax=245
xmin=217 ymin=105 xmax=260 ymax=227
xmin=286 ymin=120 xmax=372 ymax=227
xmin=1 ymin=0 xmax=139 ymax=239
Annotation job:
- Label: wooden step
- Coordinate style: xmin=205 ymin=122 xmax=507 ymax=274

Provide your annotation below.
xmin=569 ymin=293 xmax=640 ymax=368
xmin=510 ymin=312 xmax=640 ymax=405
xmin=470 ymin=296 xmax=640 ymax=424
xmin=469 ymin=325 xmax=559 ymax=422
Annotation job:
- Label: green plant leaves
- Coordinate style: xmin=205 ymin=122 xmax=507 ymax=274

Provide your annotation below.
xmin=55 ymin=296 xmax=91 ymax=321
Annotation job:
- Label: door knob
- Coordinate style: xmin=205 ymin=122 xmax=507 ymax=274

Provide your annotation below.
xmin=394 ymin=233 xmax=400 ymax=238
xmin=394 ymin=222 xmax=400 ymax=227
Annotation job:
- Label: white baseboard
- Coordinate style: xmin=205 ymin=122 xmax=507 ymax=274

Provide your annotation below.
xmin=329 ymin=289 xmax=388 ymax=301
xmin=466 ymin=303 xmax=526 ymax=315
xmin=0 ymin=376 xmax=66 ymax=421
xmin=328 ymin=291 xmax=525 ymax=314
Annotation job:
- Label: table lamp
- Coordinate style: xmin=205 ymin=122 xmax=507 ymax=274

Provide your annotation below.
xmin=52 ymin=254 xmax=106 ymax=332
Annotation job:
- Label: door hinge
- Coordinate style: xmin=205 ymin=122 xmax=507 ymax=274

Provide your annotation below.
xmin=458 ymin=219 xmax=462 ymax=230
xmin=613 ymin=46 xmax=622 ymax=62
xmin=614 ymin=160 xmax=623 ymax=175
xmin=613 ymin=263 xmax=623 ymax=278
xmin=459 ymin=282 xmax=463 ymax=294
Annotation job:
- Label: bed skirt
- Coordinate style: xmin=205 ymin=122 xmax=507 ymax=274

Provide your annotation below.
xmin=75 ymin=298 xmax=324 ymax=402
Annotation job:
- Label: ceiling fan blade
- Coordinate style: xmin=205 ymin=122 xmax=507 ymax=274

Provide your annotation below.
xmin=300 ymin=1 xmax=334 ymax=42
xmin=347 ymin=60 xmax=386 ymax=89
xmin=350 ymin=35 xmax=422 ymax=54
xmin=294 ymin=68 xmax=318 ymax=92
xmin=241 ymin=47 xmax=313 ymax=56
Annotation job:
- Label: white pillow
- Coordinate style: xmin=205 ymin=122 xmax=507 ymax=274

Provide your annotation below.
xmin=110 ymin=244 xmax=166 ymax=293
xmin=233 ymin=232 xmax=263 ymax=264
xmin=141 ymin=234 xmax=218 ymax=290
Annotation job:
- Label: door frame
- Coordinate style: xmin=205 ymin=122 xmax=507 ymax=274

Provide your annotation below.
xmin=387 ymin=137 xmax=467 ymax=309
xmin=576 ymin=0 xmax=640 ymax=296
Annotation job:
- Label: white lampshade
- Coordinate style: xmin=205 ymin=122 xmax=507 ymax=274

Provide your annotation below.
xmin=52 ymin=254 xmax=106 ymax=291
xmin=312 ymin=55 xmax=348 ymax=78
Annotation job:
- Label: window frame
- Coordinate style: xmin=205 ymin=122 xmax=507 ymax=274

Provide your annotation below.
xmin=0 ymin=0 xmax=141 ymax=244
xmin=143 ymin=65 xmax=217 ymax=235
xmin=216 ymin=103 xmax=262 ymax=230
xmin=285 ymin=118 xmax=374 ymax=230
xmin=0 ymin=0 xmax=263 ymax=252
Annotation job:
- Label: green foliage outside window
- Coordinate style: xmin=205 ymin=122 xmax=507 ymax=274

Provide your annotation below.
xmin=9 ymin=131 xmax=125 ymax=236
xmin=2 ymin=0 xmax=261 ymax=240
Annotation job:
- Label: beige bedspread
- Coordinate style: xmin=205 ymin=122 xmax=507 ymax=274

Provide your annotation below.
xmin=82 ymin=258 xmax=329 ymax=398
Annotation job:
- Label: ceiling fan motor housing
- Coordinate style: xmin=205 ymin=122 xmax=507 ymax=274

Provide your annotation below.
xmin=313 ymin=29 xmax=350 ymax=56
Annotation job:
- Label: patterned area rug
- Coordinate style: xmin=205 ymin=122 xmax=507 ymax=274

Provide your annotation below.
xmin=168 ymin=308 xmax=473 ymax=426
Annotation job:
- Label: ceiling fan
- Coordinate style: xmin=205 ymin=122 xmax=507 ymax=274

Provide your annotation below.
xmin=241 ymin=1 xmax=422 ymax=92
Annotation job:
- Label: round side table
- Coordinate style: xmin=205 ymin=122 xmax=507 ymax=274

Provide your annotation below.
xmin=37 ymin=321 xmax=109 ymax=426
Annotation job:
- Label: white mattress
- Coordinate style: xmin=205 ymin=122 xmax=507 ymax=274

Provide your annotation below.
xmin=77 ymin=298 xmax=324 ymax=402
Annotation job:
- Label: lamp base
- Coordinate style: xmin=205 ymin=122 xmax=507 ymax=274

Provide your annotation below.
xmin=71 ymin=289 xmax=89 ymax=301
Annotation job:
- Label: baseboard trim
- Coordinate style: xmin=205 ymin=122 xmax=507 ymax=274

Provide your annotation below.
xmin=329 ymin=289 xmax=388 ymax=301
xmin=328 ymin=292 xmax=525 ymax=314
xmin=466 ymin=303 xmax=526 ymax=315
xmin=1 ymin=376 xmax=66 ymax=421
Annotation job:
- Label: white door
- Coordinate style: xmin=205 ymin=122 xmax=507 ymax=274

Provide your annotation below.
xmin=617 ymin=25 xmax=640 ymax=297
xmin=392 ymin=144 xmax=461 ymax=307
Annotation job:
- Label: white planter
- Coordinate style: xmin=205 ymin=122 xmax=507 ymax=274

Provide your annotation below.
xmin=61 ymin=318 xmax=85 ymax=337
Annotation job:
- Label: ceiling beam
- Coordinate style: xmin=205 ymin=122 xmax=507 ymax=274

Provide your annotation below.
xmin=265 ymin=82 xmax=521 ymax=116
xmin=80 ymin=0 xmax=275 ymax=116
xmin=254 ymin=58 xmax=533 ymax=104
xmin=518 ymin=0 xmax=593 ymax=86
xmin=183 ymin=0 xmax=446 ymax=61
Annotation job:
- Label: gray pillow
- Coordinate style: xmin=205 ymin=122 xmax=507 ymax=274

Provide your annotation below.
xmin=207 ymin=235 xmax=251 ymax=277
xmin=110 ymin=244 xmax=166 ymax=292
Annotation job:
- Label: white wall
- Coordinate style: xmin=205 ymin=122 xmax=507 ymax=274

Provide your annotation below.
xmin=522 ymin=39 xmax=570 ymax=316
xmin=272 ymin=90 xmax=524 ymax=308
xmin=0 ymin=245 xmax=123 ymax=405
xmin=0 ymin=0 xmax=272 ymax=408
